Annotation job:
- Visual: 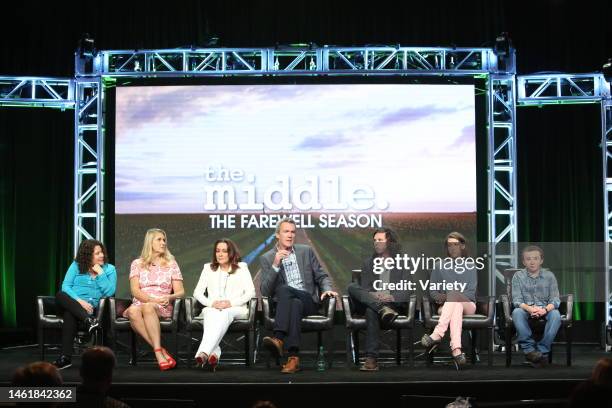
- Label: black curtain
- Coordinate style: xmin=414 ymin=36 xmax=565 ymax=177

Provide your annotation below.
xmin=0 ymin=109 xmax=74 ymax=330
xmin=0 ymin=1 xmax=609 ymax=77
xmin=517 ymin=103 xmax=604 ymax=324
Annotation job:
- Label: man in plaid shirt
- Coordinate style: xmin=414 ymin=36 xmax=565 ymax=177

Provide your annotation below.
xmin=512 ymin=245 xmax=562 ymax=366
xmin=260 ymin=217 xmax=337 ymax=373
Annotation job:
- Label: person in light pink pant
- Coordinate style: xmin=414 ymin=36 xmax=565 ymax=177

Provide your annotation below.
xmin=421 ymin=232 xmax=478 ymax=367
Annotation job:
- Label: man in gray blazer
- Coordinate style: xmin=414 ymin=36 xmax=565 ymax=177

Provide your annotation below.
xmin=260 ymin=217 xmax=337 ymax=373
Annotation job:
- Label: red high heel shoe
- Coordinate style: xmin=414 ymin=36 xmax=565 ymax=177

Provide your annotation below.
xmin=154 ymin=348 xmax=173 ymax=371
xmin=195 ymin=352 xmax=208 ymax=368
xmin=162 ymin=347 xmax=176 ymax=369
xmin=207 ymin=354 xmax=218 ymax=372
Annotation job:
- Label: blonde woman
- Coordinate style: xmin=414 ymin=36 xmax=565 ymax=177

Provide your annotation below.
xmin=123 ymin=228 xmax=185 ymax=371
xmin=193 ymin=239 xmax=255 ymax=371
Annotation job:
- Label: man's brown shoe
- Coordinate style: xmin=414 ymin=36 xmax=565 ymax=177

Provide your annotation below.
xmin=281 ymin=356 xmax=300 ymax=373
xmin=359 ymin=356 xmax=379 ymax=371
xmin=263 ymin=336 xmax=284 ymax=358
xmin=525 ymin=351 xmax=543 ymax=364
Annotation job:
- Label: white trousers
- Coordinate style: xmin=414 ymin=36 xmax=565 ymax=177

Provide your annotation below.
xmin=195 ymin=306 xmax=247 ymax=359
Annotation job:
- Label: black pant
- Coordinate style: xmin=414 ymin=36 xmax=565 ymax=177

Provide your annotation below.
xmin=273 ymin=285 xmax=319 ymax=354
xmin=347 ymin=282 xmax=403 ymax=358
xmin=55 ymin=291 xmax=94 ymax=357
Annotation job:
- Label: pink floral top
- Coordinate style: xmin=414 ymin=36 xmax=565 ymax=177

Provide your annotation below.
xmin=124 ymin=258 xmax=183 ymax=319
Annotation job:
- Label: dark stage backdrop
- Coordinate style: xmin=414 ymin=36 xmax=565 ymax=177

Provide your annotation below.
xmin=0 ymin=109 xmax=74 ymax=329
xmin=516 ymin=104 xmax=604 ymax=322
xmin=0 ymin=0 xmax=610 ymax=333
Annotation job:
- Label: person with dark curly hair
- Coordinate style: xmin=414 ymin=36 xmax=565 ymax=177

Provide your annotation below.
xmin=54 ymin=239 xmax=117 ymax=370
xmin=346 ymin=227 xmax=408 ymax=371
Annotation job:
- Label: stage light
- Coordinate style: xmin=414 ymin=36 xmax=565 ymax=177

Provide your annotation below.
xmin=204 ymin=36 xmax=219 ymax=47
xmin=603 ymin=58 xmax=612 ymax=83
xmin=77 ymin=33 xmax=95 ymax=58
xmin=494 ymin=32 xmax=514 ymax=73
xmin=75 ymin=33 xmax=96 ymax=75
xmin=494 ymin=32 xmax=512 ymax=58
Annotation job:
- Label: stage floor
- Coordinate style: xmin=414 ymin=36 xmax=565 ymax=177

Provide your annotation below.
xmin=0 ymin=345 xmax=602 ymax=383
xmin=0 ymin=345 xmax=604 ymax=406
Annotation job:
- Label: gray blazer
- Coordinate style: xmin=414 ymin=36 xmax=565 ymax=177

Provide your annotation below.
xmin=260 ymin=243 xmax=332 ymax=304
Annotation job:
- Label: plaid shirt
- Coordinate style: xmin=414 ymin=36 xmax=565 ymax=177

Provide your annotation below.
xmin=512 ymin=268 xmax=561 ymax=309
xmin=279 ymin=247 xmax=304 ymax=291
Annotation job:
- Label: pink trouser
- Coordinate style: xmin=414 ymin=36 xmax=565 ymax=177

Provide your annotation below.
xmin=432 ymin=302 xmax=476 ymax=351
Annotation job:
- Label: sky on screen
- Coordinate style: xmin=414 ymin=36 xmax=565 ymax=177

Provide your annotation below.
xmin=115 ymin=84 xmax=476 ymax=214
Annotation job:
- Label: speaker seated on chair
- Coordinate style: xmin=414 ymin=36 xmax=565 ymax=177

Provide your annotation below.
xmin=108 ymin=297 xmax=182 ymax=365
xmin=36 ymin=295 xmax=107 ymax=359
xmin=499 ymin=268 xmax=573 ymax=367
xmin=183 ymin=296 xmax=257 ymax=366
xmin=261 ymin=295 xmax=335 ymax=367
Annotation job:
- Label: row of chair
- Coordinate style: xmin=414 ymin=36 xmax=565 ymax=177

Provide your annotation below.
xmin=37 ymin=282 xmax=572 ymax=369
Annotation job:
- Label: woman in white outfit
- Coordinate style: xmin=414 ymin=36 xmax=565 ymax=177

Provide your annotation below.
xmin=193 ymin=238 xmax=255 ymax=371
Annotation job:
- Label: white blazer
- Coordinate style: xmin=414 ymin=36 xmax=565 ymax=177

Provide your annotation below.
xmin=193 ymin=262 xmax=256 ymax=314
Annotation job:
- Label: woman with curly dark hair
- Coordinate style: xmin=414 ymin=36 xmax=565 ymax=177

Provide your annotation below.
xmin=53 ymin=239 xmax=117 ymax=370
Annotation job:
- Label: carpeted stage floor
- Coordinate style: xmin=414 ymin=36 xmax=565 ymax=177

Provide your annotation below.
xmin=0 ymin=345 xmax=605 ymax=407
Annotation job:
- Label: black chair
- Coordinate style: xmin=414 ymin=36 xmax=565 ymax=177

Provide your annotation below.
xmin=422 ymin=295 xmax=496 ymax=366
xmin=261 ymin=295 xmax=336 ymax=367
xmin=499 ymin=268 xmax=573 ymax=367
xmin=183 ymin=296 xmax=257 ymax=366
xmin=108 ymin=297 xmax=182 ymax=365
xmin=36 ymin=295 xmax=107 ymax=359
xmin=342 ymin=293 xmax=417 ymax=367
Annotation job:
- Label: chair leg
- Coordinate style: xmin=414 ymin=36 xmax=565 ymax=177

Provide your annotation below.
xmin=470 ymin=330 xmax=477 ymax=365
xmin=549 ymin=343 xmax=554 ymax=364
xmin=188 ymin=330 xmax=193 ymax=367
xmin=396 ymin=329 xmax=402 ymax=366
xmin=244 ymin=331 xmax=251 ymax=367
xmin=408 ymin=329 xmax=414 ymax=368
xmin=353 ymin=331 xmax=360 ymax=366
xmin=425 ymin=328 xmax=433 ymax=366
xmin=488 ymin=327 xmax=493 ymax=367
xmin=251 ymin=327 xmax=258 ymax=366
xmin=173 ymin=329 xmax=179 ymax=367
xmin=130 ymin=330 xmax=137 ymax=366
xmin=566 ymin=325 xmax=572 ymax=367
xmin=111 ymin=328 xmax=117 ymax=355
xmin=38 ymin=327 xmax=45 ymax=360
xmin=505 ymin=327 xmax=512 ymax=367
xmin=94 ymin=328 xmax=103 ymax=346
xmin=346 ymin=331 xmax=354 ymax=367
xmin=326 ymin=329 xmax=334 ymax=369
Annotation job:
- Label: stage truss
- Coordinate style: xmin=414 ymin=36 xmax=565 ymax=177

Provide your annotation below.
xmin=2 ymin=45 xmax=611 ymax=344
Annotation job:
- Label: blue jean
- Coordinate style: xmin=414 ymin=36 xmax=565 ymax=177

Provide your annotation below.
xmin=511 ymin=307 xmax=561 ymax=355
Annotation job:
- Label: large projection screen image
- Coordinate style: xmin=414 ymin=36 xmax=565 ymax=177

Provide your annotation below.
xmin=114 ymin=83 xmax=477 ymax=298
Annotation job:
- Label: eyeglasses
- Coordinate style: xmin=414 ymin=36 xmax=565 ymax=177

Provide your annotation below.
xmin=447 ymin=242 xmax=463 ymax=247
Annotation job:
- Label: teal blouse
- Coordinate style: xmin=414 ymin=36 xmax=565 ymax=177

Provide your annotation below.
xmin=61 ymin=261 xmax=117 ymax=308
